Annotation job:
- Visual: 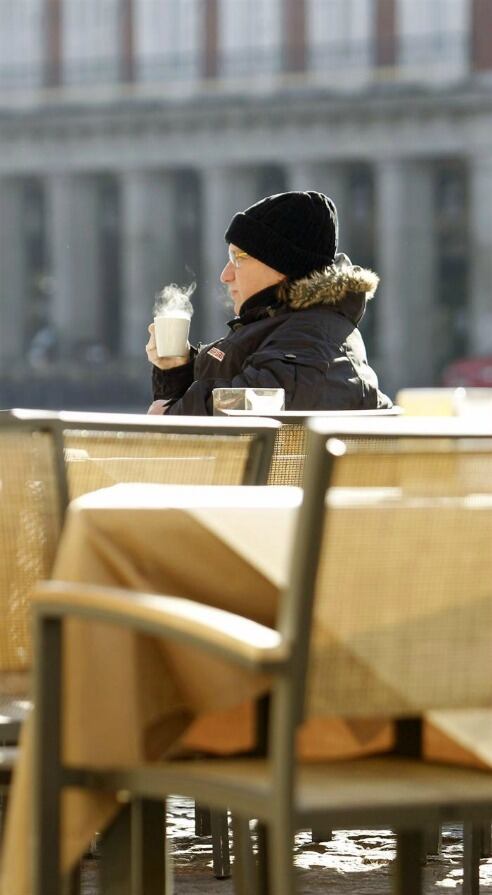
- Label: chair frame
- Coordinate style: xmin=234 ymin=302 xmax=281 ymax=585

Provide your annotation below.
xmin=0 ymin=412 xmax=68 ymax=526
xmin=55 ymin=409 xmax=279 ymax=876
xmin=10 ymin=409 xmax=280 ymax=487
xmin=0 ymin=412 xmax=68 ymax=861
xmin=32 ymin=417 xmax=492 ymax=894
xmin=8 ymin=408 xmax=278 ymax=883
xmin=0 ymin=412 xmax=68 ymax=744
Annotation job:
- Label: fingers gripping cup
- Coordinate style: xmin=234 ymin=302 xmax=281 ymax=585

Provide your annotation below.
xmin=153 ymin=310 xmax=191 ymax=358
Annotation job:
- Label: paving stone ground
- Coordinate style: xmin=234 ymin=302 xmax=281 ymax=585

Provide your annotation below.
xmin=81 ymin=797 xmax=492 ymax=894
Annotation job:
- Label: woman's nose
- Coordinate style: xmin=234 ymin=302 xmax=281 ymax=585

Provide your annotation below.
xmin=220 ymin=261 xmax=235 ymax=283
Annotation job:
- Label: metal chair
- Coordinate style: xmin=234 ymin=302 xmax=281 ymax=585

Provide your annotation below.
xmin=226 ymin=409 xmax=491 ymax=865
xmin=11 ymin=407 xmax=279 ymax=881
xmin=0 ymin=413 xmax=66 ymax=734
xmin=0 ymin=413 xmax=66 ymax=824
xmin=395 ymin=386 xmax=492 ymax=418
xmin=32 ymin=418 xmax=492 ymax=894
xmin=61 ymin=409 xmax=279 ymax=878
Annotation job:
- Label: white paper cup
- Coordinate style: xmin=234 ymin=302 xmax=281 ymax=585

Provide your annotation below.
xmin=154 ymin=311 xmax=190 ymax=357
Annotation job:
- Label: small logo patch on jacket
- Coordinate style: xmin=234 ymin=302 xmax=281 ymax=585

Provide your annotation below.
xmin=207 ymin=346 xmax=225 ymax=362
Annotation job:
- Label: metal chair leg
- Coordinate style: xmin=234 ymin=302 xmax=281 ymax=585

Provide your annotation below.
xmin=195 ymin=803 xmax=231 ymax=879
xmin=0 ymin=792 xmax=9 ymax=841
xmin=232 ymin=816 xmax=256 ymax=895
xmin=195 ymin=803 xmax=212 ymax=836
xmin=480 ymin=821 xmax=492 ymax=858
xmin=424 ymin=824 xmax=442 ymax=857
xmin=395 ymin=830 xmax=424 ymax=895
xmin=34 ymin=617 xmax=63 ymax=895
xmin=66 ymin=861 xmax=82 ymax=895
xmin=311 ymin=825 xmax=333 ymax=843
xmin=100 ymin=804 xmax=132 ymax=895
xmin=256 ymin=822 xmax=270 ymax=895
xmin=269 ymin=816 xmax=296 ymax=895
xmin=210 ymin=810 xmax=231 ymax=879
xmin=131 ymin=798 xmax=166 ymax=894
xmin=463 ymin=822 xmax=481 ymax=895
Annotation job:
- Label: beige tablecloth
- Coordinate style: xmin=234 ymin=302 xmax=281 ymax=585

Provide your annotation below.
xmin=2 ymin=483 xmax=491 ymax=895
xmin=1 ymin=484 xmax=305 ymax=893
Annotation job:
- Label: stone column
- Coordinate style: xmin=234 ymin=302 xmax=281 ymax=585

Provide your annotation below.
xmin=203 ymin=0 xmax=219 ymax=78
xmin=44 ymin=0 xmax=62 ymax=87
xmin=284 ymin=161 xmax=350 ymax=248
xmin=283 ymin=0 xmax=306 ymax=73
xmin=375 ymin=0 xmax=397 ymax=67
xmin=374 ymin=159 xmax=436 ymax=396
xmin=119 ymin=0 xmax=135 ymax=83
xmin=120 ymin=170 xmax=177 ymax=356
xmin=471 ymin=0 xmax=492 ymax=71
xmin=46 ymin=174 xmax=101 ymax=357
xmin=199 ymin=166 xmax=260 ymax=343
xmin=0 ymin=178 xmax=26 ymax=362
xmin=469 ymin=155 xmax=492 ymax=355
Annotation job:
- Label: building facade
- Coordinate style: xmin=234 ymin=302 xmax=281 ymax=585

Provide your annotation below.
xmin=0 ymin=0 xmax=491 ymax=407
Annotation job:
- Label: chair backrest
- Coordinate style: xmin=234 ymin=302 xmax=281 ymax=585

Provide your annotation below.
xmin=395 ymin=387 xmax=492 ymax=418
xmin=52 ymin=411 xmax=279 ymax=497
xmin=275 ymin=416 xmax=492 ymax=750
xmin=0 ymin=414 xmax=67 ymax=672
xmin=395 ymin=387 xmax=461 ymax=416
xmin=263 ymin=408 xmax=403 ymax=486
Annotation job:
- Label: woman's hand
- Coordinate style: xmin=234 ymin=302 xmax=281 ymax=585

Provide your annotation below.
xmin=147 ymin=400 xmax=169 ymax=415
xmin=146 ymin=323 xmax=190 ymax=370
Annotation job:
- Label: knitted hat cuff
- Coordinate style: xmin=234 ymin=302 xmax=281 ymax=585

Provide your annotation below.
xmin=225 ymin=211 xmax=335 ymax=279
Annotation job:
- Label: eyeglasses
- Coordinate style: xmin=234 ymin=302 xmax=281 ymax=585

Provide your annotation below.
xmin=228 ymin=246 xmax=250 ymax=268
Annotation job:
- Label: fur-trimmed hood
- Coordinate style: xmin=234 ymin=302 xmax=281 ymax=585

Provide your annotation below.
xmin=277 ymin=252 xmax=379 ymax=311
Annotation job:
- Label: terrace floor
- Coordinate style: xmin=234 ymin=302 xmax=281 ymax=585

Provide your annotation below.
xmin=81 ymin=798 xmax=492 ymax=894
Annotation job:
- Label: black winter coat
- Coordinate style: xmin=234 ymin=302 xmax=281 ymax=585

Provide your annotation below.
xmin=151 ymin=255 xmax=392 ymax=415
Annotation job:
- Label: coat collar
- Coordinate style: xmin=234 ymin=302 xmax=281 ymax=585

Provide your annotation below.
xmin=227 ymin=254 xmax=379 ymax=330
xmin=227 ymin=284 xmax=285 ymax=330
xmin=278 ymin=253 xmax=379 ymax=324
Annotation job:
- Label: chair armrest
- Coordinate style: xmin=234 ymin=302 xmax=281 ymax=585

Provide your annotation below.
xmin=33 ymin=581 xmax=289 ymax=673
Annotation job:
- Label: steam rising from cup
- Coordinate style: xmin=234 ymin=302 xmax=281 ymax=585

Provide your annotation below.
xmin=153 ymin=283 xmax=195 ymax=319
xmin=153 ymin=283 xmax=195 ymax=358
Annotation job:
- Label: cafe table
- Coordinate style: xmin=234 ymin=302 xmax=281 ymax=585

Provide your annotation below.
xmin=2 ymin=483 xmax=491 ymax=895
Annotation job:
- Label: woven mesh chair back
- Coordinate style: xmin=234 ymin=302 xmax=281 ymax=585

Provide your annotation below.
xmin=267 ymin=424 xmax=306 ymax=485
xmin=64 ymin=429 xmax=256 ymax=497
xmin=267 ymin=414 xmax=404 ymax=486
xmin=305 ymin=438 xmax=492 ymax=719
xmin=0 ymin=428 xmax=62 ymax=671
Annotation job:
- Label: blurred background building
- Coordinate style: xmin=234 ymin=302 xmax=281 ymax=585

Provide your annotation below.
xmin=0 ymin=0 xmax=491 ymax=409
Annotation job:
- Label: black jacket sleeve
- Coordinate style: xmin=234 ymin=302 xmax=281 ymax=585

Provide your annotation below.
xmin=152 ymin=359 xmax=195 ymax=403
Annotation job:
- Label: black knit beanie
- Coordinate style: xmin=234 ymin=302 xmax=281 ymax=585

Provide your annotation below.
xmin=224 ymin=190 xmax=338 ymax=279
